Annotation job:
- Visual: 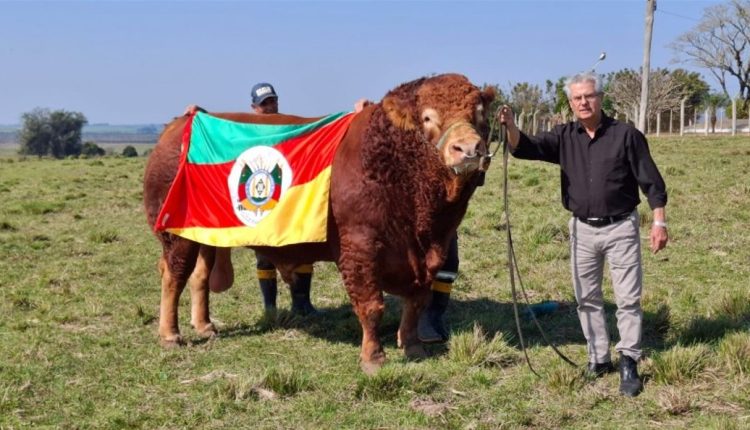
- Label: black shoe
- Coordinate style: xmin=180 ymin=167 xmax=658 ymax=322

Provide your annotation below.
xmin=290 ymin=299 xmax=319 ymax=316
xmin=417 ymin=291 xmax=450 ymax=343
xmin=417 ymin=309 xmax=448 ymax=343
xmin=586 ymin=361 xmax=615 ymax=378
xmin=619 ymin=354 xmax=643 ymax=397
xmin=289 ymin=274 xmax=319 ymax=316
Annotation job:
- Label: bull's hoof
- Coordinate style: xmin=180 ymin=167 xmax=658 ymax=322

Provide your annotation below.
xmin=360 ymin=360 xmax=384 ymax=375
xmin=195 ymin=323 xmax=218 ymax=339
xmin=404 ymin=343 xmax=428 ymax=360
xmin=360 ymin=351 xmax=386 ymax=375
xmin=160 ymin=334 xmax=185 ymax=348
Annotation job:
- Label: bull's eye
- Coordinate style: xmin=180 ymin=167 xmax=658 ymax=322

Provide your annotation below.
xmin=423 ymin=116 xmax=430 ymax=123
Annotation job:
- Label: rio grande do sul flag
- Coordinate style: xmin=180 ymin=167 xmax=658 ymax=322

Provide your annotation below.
xmin=154 ymin=111 xmax=355 ymax=247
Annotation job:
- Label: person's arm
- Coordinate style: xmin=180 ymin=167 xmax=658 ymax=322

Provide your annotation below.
xmin=626 ymin=129 xmax=669 ymax=253
xmin=497 ymin=105 xmax=560 ymax=163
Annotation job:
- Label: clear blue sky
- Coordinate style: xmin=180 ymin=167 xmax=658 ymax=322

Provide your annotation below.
xmin=0 ymin=0 xmax=726 ymax=125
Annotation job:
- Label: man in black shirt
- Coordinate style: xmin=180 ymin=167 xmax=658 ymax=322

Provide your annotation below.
xmin=498 ymin=71 xmax=668 ymax=397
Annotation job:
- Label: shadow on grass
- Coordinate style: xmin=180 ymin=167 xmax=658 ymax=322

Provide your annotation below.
xmin=214 ymin=296 xmax=750 ymax=356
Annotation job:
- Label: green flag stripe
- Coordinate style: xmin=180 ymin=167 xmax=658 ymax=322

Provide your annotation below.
xmin=187 ymin=111 xmax=347 ymax=164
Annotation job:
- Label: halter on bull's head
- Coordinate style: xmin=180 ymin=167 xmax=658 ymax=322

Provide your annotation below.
xmin=381 ymin=74 xmax=496 ymax=175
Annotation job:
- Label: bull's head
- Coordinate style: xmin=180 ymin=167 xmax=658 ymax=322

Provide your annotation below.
xmin=382 ymin=74 xmax=496 ymax=175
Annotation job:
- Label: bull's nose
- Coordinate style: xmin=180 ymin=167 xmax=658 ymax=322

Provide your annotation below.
xmin=451 ymin=139 xmax=481 ymax=158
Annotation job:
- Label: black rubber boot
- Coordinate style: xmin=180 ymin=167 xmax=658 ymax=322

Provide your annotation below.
xmin=619 ymin=353 xmax=643 ymax=397
xmin=418 ymin=290 xmax=450 ymax=343
xmin=586 ymin=361 xmax=615 ymax=378
xmin=290 ymin=272 xmax=318 ymax=315
xmin=258 ymin=278 xmax=278 ymax=311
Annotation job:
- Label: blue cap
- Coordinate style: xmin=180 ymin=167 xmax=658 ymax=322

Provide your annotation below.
xmin=251 ymin=82 xmax=277 ymax=105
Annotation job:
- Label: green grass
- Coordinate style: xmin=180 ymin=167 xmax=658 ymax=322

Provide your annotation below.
xmin=0 ymin=135 xmax=749 ymax=428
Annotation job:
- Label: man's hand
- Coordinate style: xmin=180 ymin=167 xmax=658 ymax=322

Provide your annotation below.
xmin=497 ymin=105 xmax=515 ymax=127
xmin=183 ymin=104 xmax=205 ymax=116
xmin=650 ymin=207 xmax=668 ymax=253
xmin=354 ymin=98 xmax=372 ymax=113
xmin=497 ymin=105 xmax=521 ymax=149
xmin=650 ymin=224 xmax=668 ymax=253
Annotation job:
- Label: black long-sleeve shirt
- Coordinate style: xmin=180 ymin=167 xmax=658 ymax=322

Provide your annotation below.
xmin=512 ymin=115 xmax=667 ymax=218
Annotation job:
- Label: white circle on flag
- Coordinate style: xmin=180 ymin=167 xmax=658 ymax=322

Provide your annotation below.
xmin=228 ymin=146 xmax=293 ymax=226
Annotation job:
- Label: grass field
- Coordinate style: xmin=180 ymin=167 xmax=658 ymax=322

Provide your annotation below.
xmin=1 ymin=135 xmax=749 ymax=429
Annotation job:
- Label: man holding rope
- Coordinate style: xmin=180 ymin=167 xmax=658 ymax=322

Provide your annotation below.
xmin=498 ymin=71 xmax=668 ymax=397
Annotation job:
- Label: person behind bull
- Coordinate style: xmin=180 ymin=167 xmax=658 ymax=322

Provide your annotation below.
xmin=184 ymin=82 xmax=317 ymax=316
xmin=417 ymin=233 xmax=459 ymax=343
xmin=184 ymin=83 xmax=372 ymax=317
xmin=498 ymin=71 xmax=668 ymax=397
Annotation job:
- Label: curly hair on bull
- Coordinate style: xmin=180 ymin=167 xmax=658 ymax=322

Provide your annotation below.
xmin=380 ymin=77 xmax=426 ymax=130
xmin=360 ymin=103 xmax=450 ymax=243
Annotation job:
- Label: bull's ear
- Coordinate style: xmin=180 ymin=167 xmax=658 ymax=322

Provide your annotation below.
xmin=382 ymin=94 xmax=417 ymax=131
xmin=481 ymin=86 xmax=496 ymax=106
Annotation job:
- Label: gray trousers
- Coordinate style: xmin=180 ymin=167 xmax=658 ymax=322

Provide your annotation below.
xmin=568 ymin=211 xmax=643 ymax=363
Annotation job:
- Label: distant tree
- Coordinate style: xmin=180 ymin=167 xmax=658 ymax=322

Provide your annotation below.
xmin=509 ymin=82 xmax=544 ymax=114
xmin=606 ymin=68 xmax=687 ymax=129
xmin=550 ymin=77 xmax=569 ymax=113
xmin=670 ymin=69 xmax=711 ymax=118
xmin=509 ymin=82 xmax=548 ymax=133
xmin=81 ymin=141 xmax=105 ymax=157
xmin=701 ymin=92 xmax=731 ymax=133
xmin=671 ymin=0 xmax=750 ymax=112
xmin=725 ymin=96 xmax=750 ymax=118
xmin=482 ymin=83 xmax=508 ymax=135
xmin=122 ymin=145 xmax=138 ymax=157
xmin=18 ymin=108 xmax=87 ymax=158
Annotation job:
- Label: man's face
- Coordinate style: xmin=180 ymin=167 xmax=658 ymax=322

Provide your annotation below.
xmin=567 ymin=81 xmax=601 ymax=122
xmin=252 ymin=97 xmax=278 ymax=114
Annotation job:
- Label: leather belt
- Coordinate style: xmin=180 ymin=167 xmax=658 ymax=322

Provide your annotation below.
xmin=577 ymin=212 xmax=631 ymax=228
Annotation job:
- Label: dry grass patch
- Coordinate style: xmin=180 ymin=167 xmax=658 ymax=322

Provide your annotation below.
xmin=658 ymin=386 xmax=696 ymax=416
xmin=447 ymin=323 xmax=519 ymax=368
xmin=717 ymin=332 xmax=750 ymax=376
xmin=651 ymin=344 xmax=711 ymax=384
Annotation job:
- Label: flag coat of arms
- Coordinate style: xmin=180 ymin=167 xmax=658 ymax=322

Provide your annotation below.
xmin=155 ymin=111 xmax=355 ymax=247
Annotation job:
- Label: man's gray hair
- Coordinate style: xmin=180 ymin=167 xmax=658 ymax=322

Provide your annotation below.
xmin=564 ymin=72 xmax=603 ymax=98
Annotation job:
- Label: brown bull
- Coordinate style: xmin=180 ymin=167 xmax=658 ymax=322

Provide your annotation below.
xmin=143 ymin=73 xmax=495 ymax=373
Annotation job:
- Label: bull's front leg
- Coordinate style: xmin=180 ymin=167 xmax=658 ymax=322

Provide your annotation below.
xmin=158 ymin=238 xmax=200 ymax=347
xmin=188 ymin=245 xmax=218 ymax=338
xmin=339 ymin=238 xmax=385 ymax=375
xmin=398 ymin=286 xmax=430 ymax=359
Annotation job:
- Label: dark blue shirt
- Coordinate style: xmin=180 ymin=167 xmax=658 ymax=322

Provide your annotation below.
xmin=512 ymin=115 xmax=667 ymax=218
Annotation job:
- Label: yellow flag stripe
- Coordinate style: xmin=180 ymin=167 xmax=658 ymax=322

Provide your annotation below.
xmin=167 ymin=167 xmax=332 ymax=247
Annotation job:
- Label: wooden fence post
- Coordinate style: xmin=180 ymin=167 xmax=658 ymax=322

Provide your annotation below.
xmin=680 ymin=98 xmax=686 ymax=136
xmin=656 ymin=112 xmax=661 ymax=137
xmin=669 ymin=109 xmax=673 ymax=135
xmin=704 ymin=108 xmax=709 ymax=135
